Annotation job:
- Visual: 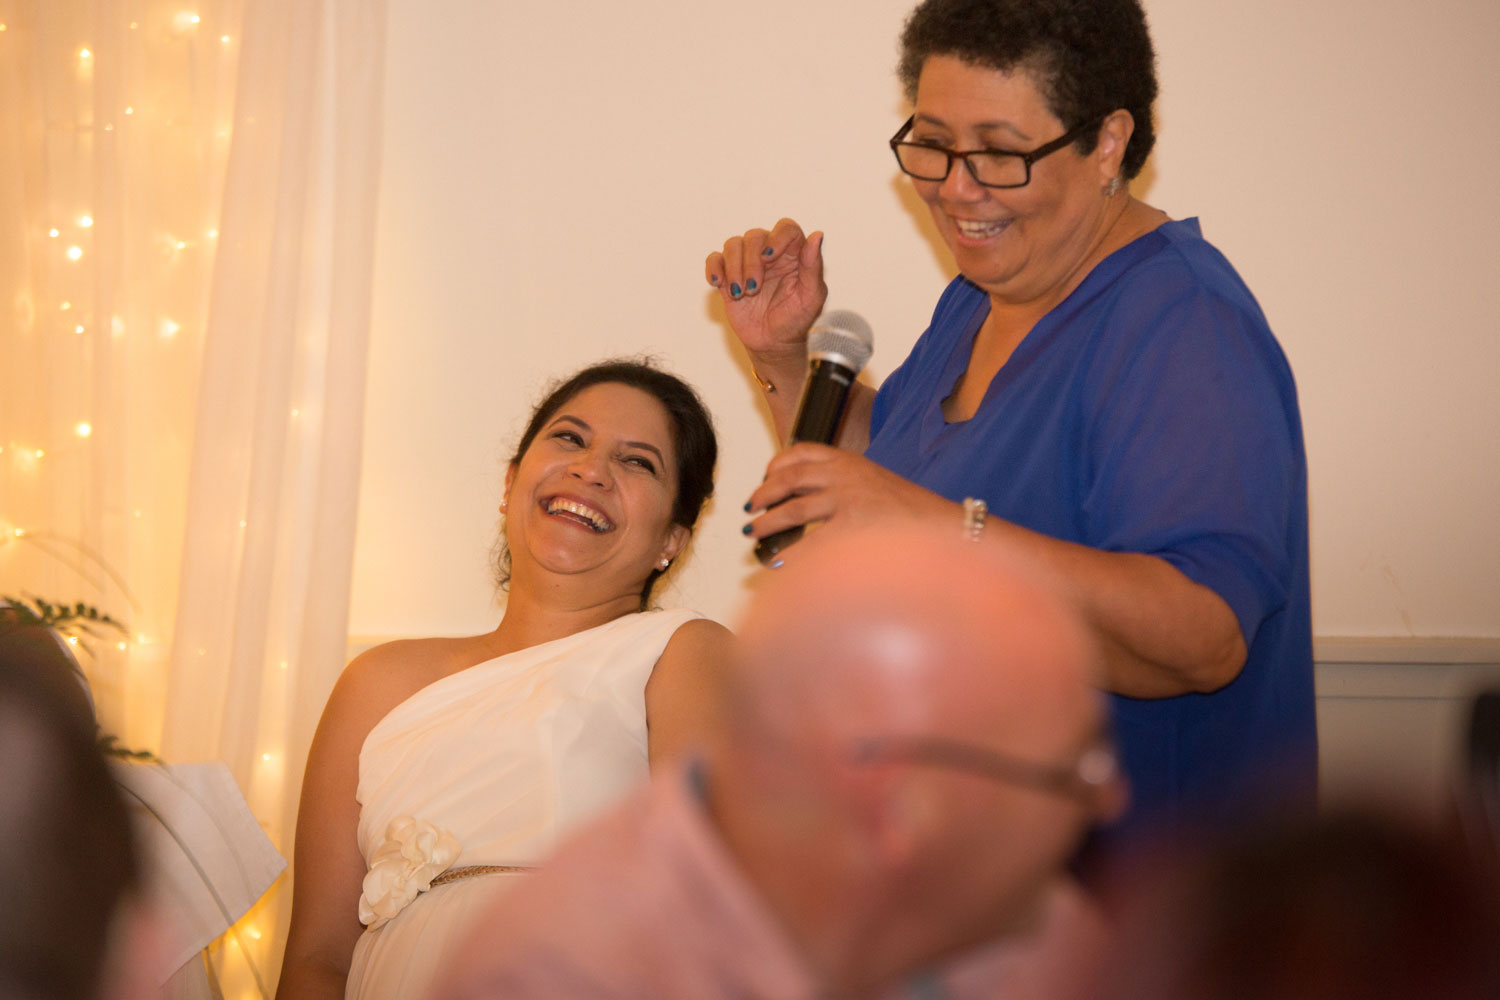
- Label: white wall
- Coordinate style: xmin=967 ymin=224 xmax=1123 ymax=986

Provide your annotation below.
xmin=350 ymin=0 xmax=1500 ymax=642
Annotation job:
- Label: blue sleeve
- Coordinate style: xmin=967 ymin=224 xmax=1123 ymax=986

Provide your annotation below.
xmin=1078 ymin=261 xmax=1300 ymax=649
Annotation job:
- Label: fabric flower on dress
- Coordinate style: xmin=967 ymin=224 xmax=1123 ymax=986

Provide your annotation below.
xmin=358 ymin=816 xmax=461 ymax=929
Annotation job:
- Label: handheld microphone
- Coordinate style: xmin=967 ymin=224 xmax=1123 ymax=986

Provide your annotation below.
xmin=754 ymin=310 xmax=874 ymax=567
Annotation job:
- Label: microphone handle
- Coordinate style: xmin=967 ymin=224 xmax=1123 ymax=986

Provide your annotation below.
xmin=754 ymin=358 xmax=856 ymax=567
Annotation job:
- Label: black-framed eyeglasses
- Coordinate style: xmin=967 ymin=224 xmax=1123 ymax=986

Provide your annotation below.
xmin=889 ymin=112 xmax=1110 ymax=190
xmin=852 ymin=733 xmax=1119 ymax=804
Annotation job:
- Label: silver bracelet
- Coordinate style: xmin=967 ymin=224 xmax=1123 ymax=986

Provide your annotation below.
xmin=961 ymin=497 xmax=987 ymax=542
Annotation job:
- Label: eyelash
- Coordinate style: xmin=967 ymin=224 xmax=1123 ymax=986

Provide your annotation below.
xmin=622 ymin=455 xmax=656 ymax=474
xmin=550 ymin=430 xmax=656 ymax=474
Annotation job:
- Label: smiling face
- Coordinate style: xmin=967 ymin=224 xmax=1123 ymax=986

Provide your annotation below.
xmin=503 ymin=382 xmax=689 ymax=603
xmin=910 ymin=54 xmax=1125 ymax=309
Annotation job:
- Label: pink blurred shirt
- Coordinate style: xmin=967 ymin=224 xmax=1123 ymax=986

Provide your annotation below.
xmin=432 ymin=763 xmax=1104 ymax=1000
xmin=433 ymin=763 xmax=820 ymax=999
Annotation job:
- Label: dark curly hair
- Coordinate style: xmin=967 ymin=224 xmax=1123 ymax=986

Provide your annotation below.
xmin=494 ymin=359 xmax=718 ymax=611
xmin=897 ymin=0 xmax=1158 ymax=179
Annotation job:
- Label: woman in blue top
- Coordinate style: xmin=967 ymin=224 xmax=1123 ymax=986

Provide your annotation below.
xmin=705 ymin=0 xmax=1315 ymax=843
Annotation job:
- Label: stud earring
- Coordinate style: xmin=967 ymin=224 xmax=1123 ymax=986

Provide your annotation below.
xmin=658 ymin=557 xmax=671 ymax=571
xmin=500 ymin=497 xmax=509 ymax=513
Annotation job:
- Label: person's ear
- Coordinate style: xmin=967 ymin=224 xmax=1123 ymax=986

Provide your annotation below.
xmin=661 ymin=523 xmax=690 ymax=565
xmin=502 ymin=463 xmax=516 ymax=512
xmin=1095 ymin=109 xmax=1135 ymax=182
xmin=865 ymin=772 xmax=939 ymax=870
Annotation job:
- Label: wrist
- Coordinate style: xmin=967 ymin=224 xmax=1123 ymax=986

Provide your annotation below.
xmin=745 ymin=346 xmax=807 ymax=396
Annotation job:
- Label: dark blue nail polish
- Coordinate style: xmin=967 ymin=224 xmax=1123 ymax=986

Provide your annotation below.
xmin=730 ymin=283 xmax=742 ymax=298
xmin=762 ymin=247 xmax=774 ymax=257
xmin=741 ymin=523 xmax=753 ymax=535
xmin=743 ymin=500 xmax=752 ymax=513
xmin=746 ymin=278 xmax=757 ymax=292
xmin=709 ymin=275 xmax=721 ymax=286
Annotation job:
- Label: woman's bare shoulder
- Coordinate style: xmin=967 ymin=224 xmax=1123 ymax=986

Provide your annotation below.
xmin=661 ymin=616 xmax=732 ymax=652
xmin=655 ymin=617 xmax=734 ymax=673
xmin=320 ymin=635 xmax=486 ymax=744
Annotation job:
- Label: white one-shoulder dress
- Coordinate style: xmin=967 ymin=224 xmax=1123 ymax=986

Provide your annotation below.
xmin=344 ymin=608 xmax=703 ymax=1000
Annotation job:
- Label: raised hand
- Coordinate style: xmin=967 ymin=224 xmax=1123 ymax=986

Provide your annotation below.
xmin=705 ymin=218 xmax=828 ymax=366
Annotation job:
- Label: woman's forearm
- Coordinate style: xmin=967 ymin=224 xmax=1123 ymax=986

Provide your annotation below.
xmin=754 ymin=355 xmax=875 ymax=454
xmin=985 ymin=518 xmax=1248 ymax=698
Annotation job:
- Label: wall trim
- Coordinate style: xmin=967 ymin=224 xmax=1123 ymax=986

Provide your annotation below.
xmin=1314 ymin=637 xmax=1500 ymax=666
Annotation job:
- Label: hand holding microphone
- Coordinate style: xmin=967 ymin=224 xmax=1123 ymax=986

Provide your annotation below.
xmin=754 ymin=310 xmax=874 ymax=567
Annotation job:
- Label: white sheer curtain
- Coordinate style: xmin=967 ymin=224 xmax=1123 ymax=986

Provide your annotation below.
xmin=0 ymin=0 xmax=384 ymax=991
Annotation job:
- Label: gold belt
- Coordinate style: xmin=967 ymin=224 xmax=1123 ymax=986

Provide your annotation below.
xmin=429 ymin=864 xmax=536 ymax=888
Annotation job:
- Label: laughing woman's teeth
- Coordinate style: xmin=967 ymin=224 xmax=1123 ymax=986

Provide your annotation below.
xmin=956 ymin=219 xmax=1006 ymax=238
xmin=546 ymin=498 xmax=614 ymax=533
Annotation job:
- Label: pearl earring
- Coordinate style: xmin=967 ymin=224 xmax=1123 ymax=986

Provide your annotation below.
xmin=658 ymin=557 xmax=671 ymax=571
xmin=500 ymin=497 xmax=508 ymax=513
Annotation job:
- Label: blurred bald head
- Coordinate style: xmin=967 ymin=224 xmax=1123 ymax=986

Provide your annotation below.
xmin=710 ymin=519 xmax=1120 ymax=992
xmin=727 ymin=518 xmax=1101 ymax=758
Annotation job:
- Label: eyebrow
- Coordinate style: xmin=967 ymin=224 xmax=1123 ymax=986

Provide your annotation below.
xmin=912 ymin=111 xmax=1034 ymax=144
xmin=549 ymin=415 xmax=668 ymax=466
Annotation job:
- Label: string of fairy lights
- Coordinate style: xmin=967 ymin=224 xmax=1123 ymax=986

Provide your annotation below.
xmin=1 ymin=11 xmax=288 ymax=997
xmin=1 ymin=9 xmax=230 ymax=644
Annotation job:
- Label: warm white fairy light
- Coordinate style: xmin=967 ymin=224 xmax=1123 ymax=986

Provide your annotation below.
xmin=67 ymin=636 xmax=79 ymax=646
xmin=79 ymin=47 xmax=92 ymax=61
xmin=60 ymin=301 xmax=71 ymax=310
xmin=48 ymin=228 xmax=59 ymax=238
xmin=75 ymin=324 xmax=85 ymax=334
xmin=79 ymin=215 xmax=93 ymax=228
xmin=66 ymin=245 xmax=83 ymax=261
xmin=220 ymin=34 xmax=231 ymax=44
xmin=207 ymin=228 xmax=219 ymax=240
xmin=124 ymin=106 xmax=134 ymax=116
xmin=159 ymin=318 xmax=180 ymax=339
xmin=111 ymin=316 xmax=125 ymax=337
xmin=76 ymin=422 xmax=92 ymax=438
xmin=116 ymin=641 xmax=127 ymax=651
xmin=175 ymin=239 xmax=187 ymax=250
xmin=172 ymin=11 xmax=201 ymax=33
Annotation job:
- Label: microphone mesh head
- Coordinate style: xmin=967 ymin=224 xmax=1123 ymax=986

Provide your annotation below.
xmin=808 ymin=310 xmax=874 ymax=374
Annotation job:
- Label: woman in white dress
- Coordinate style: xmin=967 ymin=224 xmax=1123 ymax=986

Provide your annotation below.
xmin=276 ymin=361 xmax=729 ymax=1000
